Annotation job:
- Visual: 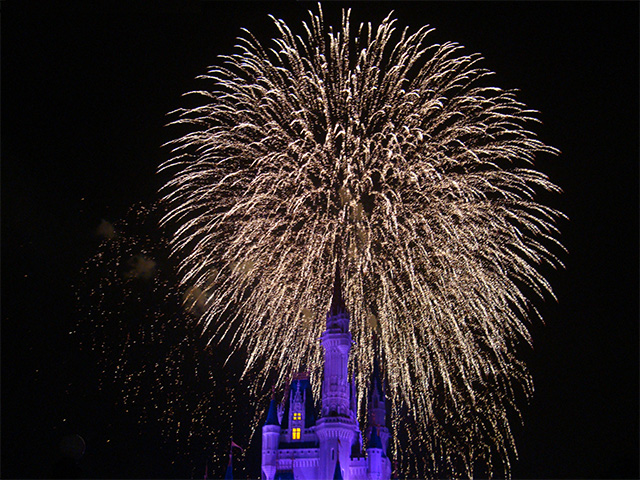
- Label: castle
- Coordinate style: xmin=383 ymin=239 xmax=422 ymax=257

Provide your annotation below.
xmin=261 ymin=269 xmax=393 ymax=480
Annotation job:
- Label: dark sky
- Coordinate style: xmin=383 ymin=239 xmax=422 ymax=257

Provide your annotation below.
xmin=3 ymin=2 xmax=638 ymax=479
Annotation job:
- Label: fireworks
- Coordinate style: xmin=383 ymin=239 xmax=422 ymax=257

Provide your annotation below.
xmin=75 ymin=204 xmax=256 ymax=475
xmin=161 ymin=7 xmax=564 ymax=477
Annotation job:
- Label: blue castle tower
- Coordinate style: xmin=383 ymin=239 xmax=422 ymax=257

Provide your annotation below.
xmin=261 ymin=268 xmax=392 ymax=480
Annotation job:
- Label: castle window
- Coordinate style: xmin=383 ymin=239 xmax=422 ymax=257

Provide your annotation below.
xmin=293 ymin=412 xmax=301 ymax=421
xmin=292 ymin=428 xmax=301 ymax=440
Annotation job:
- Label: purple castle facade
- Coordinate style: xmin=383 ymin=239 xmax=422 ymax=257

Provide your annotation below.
xmin=261 ymin=270 xmax=392 ymax=480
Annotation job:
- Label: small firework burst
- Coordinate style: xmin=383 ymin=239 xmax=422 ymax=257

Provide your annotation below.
xmin=75 ymin=204 xmax=258 ymax=471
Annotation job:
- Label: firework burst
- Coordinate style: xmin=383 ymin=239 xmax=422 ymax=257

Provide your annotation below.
xmin=161 ymin=7 xmax=564 ymax=477
xmin=75 ymin=204 xmax=257 ymax=475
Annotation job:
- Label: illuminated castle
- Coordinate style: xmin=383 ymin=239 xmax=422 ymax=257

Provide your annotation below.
xmin=261 ymin=269 xmax=393 ymax=480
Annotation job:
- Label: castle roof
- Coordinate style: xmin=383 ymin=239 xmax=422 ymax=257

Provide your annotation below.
xmin=369 ymin=426 xmax=382 ymax=449
xmin=371 ymin=355 xmax=384 ymax=399
xmin=264 ymin=396 xmax=280 ymax=426
xmin=333 ymin=457 xmax=344 ymax=480
xmin=224 ymin=454 xmax=233 ymax=480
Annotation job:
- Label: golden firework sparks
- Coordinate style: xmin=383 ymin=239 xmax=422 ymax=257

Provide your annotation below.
xmin=160 ymin=7 xmax=564 ymax=477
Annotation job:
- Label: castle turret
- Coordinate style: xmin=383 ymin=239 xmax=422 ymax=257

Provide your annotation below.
xmin=261 ymin=394 xmax=280 ymax=480
xmin=265 ymin=393 xmax=280 ymax=426
xmin=259 ymin=263 xmax=393 ymax=480
xmin=317 ymin=264 xmax=358 ymax=479
xmin=367 ymin=427 xmax=383 ymax=480
xmin=320 ymin=264 xmax=352 ymax=417
xmin=224 ymin=453 xmax=233 ymax=480
xmin=368 ymin=357 xmax=390 ymax=456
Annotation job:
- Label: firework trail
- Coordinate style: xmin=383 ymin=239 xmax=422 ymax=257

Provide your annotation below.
xmin=161 ymin=7 xmax=564 ymax=477
xmin=75 ymin=204 xmax=256 ymax=475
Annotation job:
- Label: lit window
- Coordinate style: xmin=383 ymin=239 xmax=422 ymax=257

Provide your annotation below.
xmin=292 ymin=428 xmax=301 ymax=440
xmin=293 ymin=412 xmax=301 ymax=421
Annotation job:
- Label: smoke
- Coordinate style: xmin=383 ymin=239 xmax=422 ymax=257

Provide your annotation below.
xmin=183 ymin=285 xmax=211 ymax=315
xmin=124 ymin=254 xmax=156 ymax=280
xmin=96 ymin=219 xmax=116 ymax=239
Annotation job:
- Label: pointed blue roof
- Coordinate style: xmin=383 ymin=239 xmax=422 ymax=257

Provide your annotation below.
xmin=369 ymin=426 xmax=382 ymax=449
xmin=351 ymin=433 xmax=363 ymax=458
xmin=333 ymin=457 xmax=344 ymax=480
xmin=224 ymin=454 xmax=233 ymax=480
xmin=371 ymin=355 xmax=384 ymax=399
xmin=264 ymin=397 xmax=280 ymax=426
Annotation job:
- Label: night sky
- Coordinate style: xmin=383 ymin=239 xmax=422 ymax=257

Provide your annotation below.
xmin=3 ymin=2 xmax=638 ymax=479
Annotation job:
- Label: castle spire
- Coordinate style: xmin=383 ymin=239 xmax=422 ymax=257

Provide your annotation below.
xmin=223 ymin=453 xmax=233 ymax=480
xmin=371 ymin=353 xmax=384 ymax=399
xmin=333 ymin=456 xmax=344 ymax=480
xmin=368 ymin=339 xmax=390 ymax=458
xmin=264 ymin=389 xmax=280 ymax=426
xmin=370 ymin=332 xmax=385 ymax=399
xmin=369 ymin=426 xmax=383 ymax=450
xmin=329 ymin=261 xmax=347 ymax=317
xmin=326 ymin=262 xmax=349 ymax=333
